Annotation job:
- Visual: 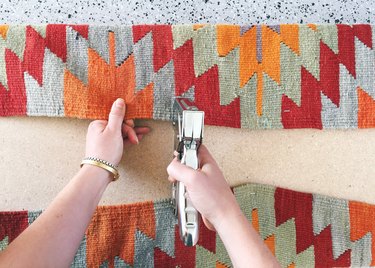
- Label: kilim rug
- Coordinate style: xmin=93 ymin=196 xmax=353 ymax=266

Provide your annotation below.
xmin=0 ymin=24 xmax=374 ymax=128
xmin=1 ymin=183 xmax=374 ymax=267
xmin=0 ymin=24 xmax=375 ymax=267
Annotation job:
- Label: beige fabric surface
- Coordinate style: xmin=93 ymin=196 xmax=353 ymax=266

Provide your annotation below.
xmin=1 ymin=116 xmax=374 ymax=210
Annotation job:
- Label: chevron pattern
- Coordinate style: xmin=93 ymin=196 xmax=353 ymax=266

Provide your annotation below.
xmin=0 ymin=24 xmax=373 ymax=129
xmin=0 ymin=183 xmax=374 ymax=267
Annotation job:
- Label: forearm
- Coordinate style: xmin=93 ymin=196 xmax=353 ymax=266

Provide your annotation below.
xmin=0 ymin=165 xmax=111 ymax=267
xmin=216 ymin=203 xmax=280 ymax=268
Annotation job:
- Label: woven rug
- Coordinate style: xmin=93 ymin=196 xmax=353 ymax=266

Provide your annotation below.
xmin=0 ymin=24 xmax=374 ymax=129
xmin=1 ymin=24 xmax=375 ymax=267
xmin=1 ymin=183 xmax=374 ymax=267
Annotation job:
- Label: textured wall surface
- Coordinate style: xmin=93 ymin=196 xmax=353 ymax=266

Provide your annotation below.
xmin=1 ymin=0 xmax=375 ymax=210
xmin=0 ymin=0 xmax=372 ymax=24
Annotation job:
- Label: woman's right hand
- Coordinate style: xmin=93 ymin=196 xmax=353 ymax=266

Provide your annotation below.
xmin=167 ymin=145 xmax=281 ymax=267
xmin=166 ymin=144 xmax=241 ymax=231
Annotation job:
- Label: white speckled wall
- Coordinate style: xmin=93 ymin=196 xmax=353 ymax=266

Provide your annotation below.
xmin=0 ymin=0 xmax=374 ymax=210
xmin=0 ymin=0 xmax=371 ymax=24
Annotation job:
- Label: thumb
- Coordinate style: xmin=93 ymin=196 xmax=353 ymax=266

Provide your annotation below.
xmin=167 ymin=157 xmax=198 ymax=186
xmin=107 ymin=98 xmax=125 ymax=132
xmin=198 ymin=144 xmax=217 ymax=166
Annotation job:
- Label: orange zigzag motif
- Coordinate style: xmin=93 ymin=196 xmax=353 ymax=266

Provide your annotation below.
xmin=64 ymin=31 xmax=153 ymax=120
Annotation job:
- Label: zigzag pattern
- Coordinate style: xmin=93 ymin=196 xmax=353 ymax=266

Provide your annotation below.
xmin=1 ymin=183 xmax=375 ymax=267
xmin=0 ymin=24 xmax=374 ymax=129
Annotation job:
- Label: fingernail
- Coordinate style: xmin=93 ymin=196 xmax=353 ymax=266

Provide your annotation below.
xmin=135 ymin=135 xmax=139 ymax=144
xmin=115 ymin=98 xmax=125 ymax=108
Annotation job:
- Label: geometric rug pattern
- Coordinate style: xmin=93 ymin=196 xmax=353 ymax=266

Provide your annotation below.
xmin=0 ymin=24 xmax=374 ymax=129
xmin=1 ymin=183 xmax=374 ymax=267
xmin=1 ymin=24 xmax=374 ymax=267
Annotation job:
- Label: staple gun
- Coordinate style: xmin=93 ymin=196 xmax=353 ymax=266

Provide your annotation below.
xmin=171 ymin=97 xmax=204 ymax=246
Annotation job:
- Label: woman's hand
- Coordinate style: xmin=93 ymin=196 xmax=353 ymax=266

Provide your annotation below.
xmin=85 ymin=98 xmax=151 ymax=166
xmin=166 ymin=144 xmax=240 ymax=231
xmin=167 ymin=145 xmax=281 ymax=267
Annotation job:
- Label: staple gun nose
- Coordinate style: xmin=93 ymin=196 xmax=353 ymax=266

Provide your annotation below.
xmin=172 ymin=97 xmax=204 ymax=246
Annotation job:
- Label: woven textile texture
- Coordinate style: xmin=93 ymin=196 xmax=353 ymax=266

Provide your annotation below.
xmin=0 ymin=183 xmax=374 ymax=267
xmin=0 ymin=24 xmax=374 ymax=129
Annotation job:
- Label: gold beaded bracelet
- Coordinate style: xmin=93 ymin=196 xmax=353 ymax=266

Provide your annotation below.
xmin=80 ymin=157 xmax=120 ymax=181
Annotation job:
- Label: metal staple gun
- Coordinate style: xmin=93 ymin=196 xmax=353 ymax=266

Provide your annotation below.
xmin=171 ymin=97 xmax=204 ymax=246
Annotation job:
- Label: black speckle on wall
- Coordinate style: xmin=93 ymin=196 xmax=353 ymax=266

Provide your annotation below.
xmin=0 ymin=0 xmax=371 ymax=24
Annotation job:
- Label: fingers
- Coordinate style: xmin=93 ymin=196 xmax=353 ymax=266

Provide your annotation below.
xmin=123 ymin=127 xmax=150 ymax=141
xmin=107 ymin=98 xmax=126 ymax=132
xmin=122 ymin=124 xmax=139 ymax=144
xmin=122 ymin=122 xmax=151 ymax=146
xmin=124 ymin=134 xmax=144 ymax=148
xmin=125 ymin=119 xmax=134 ymax=128
xmin=166 ymin=152 xmax=190 ymax=184
xmin=166 ymin=157 xmax=198 ymax=185
xmin=132 ymin=126 xmax=151 ymax=135
xmin=166 ymin=146 xmax=214 ymax=186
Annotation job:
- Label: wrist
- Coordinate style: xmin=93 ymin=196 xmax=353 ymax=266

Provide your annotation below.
xmin=212 ymin=199 xmax=244 ymax=234
xmin=79 ymin=164 xmax=113 ymax=185
xmin=81 ymin=157 xmax=119 ymax=181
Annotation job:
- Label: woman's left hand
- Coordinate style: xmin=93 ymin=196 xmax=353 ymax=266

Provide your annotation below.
xmin=85 ymin=98 xmax=151 ymax=166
